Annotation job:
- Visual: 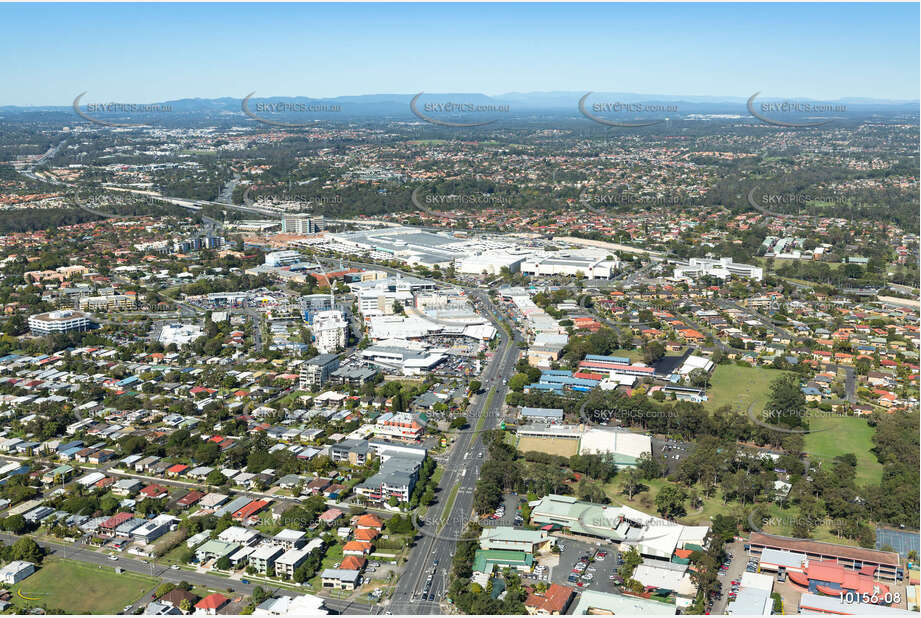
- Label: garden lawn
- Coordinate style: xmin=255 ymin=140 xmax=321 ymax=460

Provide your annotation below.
xmin=307 ymin=542 xmax=344 ymax=592
xmin=13 ymin=558 xmax=157 ymax=614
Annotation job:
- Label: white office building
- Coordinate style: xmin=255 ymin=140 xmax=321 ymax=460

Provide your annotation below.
xmin=158 ymin=323 xmax=204 ymax=347
xmin=672 ymin=257 xmax=763 ymax=282
xmin=28 ymin=310 xmax=92 ymax=335
xmin=265 ymin=250 xmax=303 ymax=267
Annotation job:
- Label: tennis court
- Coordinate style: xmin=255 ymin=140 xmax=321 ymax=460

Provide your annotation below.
xmin=876 ymin=527 xmax=920 ymax=558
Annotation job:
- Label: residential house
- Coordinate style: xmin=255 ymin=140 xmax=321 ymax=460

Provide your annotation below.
xmin=194 ymin=593 xmax=229 ymax=615
xmin=320 ymin=568 xmax=360 ymax=591
xmin=524 ymin=583 xmax=574 ymax=615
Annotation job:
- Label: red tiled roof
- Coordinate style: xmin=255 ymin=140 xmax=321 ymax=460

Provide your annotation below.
xmin=319 ymin=508 xmax=343 ymax=522
xmin=340 ymin=555 xmax=367 ymax=571
xmin=343 ymin=540 xmax=371 ymax=553
xmin=195 ymin=593 xmax=229 ymax=610
xmin=355 ymin=513 xmax=383 ymax=529
xmin=101 ymin=512 xmax=133 ymax=529
xmin=140 ymin=484 xmax=168 ymax=497
xmin=525 ymin=584 xmax=574 ymax=613
xmin=354 ymin=528 xmax=379 ymax=541
xmin=178 ymin=490 xmax=205 ymax=506
xmin=232 ymin=499 xmax=268 ymax=521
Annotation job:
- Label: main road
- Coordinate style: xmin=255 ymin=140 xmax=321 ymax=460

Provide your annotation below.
xmin=386 ymin=292 xmax=522 ymax=615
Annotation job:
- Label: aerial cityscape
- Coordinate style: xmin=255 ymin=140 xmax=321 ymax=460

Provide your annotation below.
xmin=0 ymin=2 xmax=917 ymax=616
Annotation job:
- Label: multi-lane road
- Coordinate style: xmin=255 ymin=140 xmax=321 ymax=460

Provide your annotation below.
xmin=387 ymin=293 xmax=521 ymax=615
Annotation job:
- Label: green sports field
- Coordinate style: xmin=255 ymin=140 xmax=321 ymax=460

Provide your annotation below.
xmin=13 ymin=558 xmax=158 ymax=614
xmin=704 ymin=364 xmax=788 ymax=414
xmin=804 ymin=415 xmax=883 ymax=485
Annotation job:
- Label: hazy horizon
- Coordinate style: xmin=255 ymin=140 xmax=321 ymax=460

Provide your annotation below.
xmin=1 ymin=2 xmax=918 ymax=106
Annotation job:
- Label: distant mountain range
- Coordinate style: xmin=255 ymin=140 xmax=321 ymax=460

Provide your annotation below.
xmin=2 ymin=91 xmax=917 ymax=115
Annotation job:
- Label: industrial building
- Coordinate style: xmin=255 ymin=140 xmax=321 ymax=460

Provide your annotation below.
xmin=0 ymin=561 xmax=34 ymax=585
xmin=158 ymin=323 xmax=204 ymax=347
xmin=516 ymin=424 xmax=652 ymax=465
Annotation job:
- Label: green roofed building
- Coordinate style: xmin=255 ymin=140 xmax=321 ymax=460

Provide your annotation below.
xmin=479 ymin=526 xmax=554 ymax=554
xmin=472 ymin=549 xmax=533 ymax=576
xmin=41 ymin=464 xmax=74 ymax=484
xmin=529 ymin=494 xmax=710 ymax=560
xmin=194 ymin=539 xmax=240 ymax=564
xmin=573 ymin=590 xmax=676 ymax=615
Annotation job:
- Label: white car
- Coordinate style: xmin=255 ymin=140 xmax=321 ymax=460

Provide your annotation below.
xmin=108 ymin=555 xmax=119 ymax=561
xmin=170 ymin=564 xmax=180 ymax=570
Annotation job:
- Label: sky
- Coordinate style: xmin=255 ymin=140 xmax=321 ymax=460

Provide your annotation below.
xmin=1 ymin=2 xmax=918 ymax=105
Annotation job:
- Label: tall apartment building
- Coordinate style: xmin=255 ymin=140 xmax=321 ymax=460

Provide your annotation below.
xmin=357 ymin=287 xmax=413 ymax=317
xmin=299 ymin=353 xmax=340 ymax=389
xmin=351 ymin=276 xmax=434 ymax=317
xmin=300 ymin=294 xmax=334 ymax=323
xmin=171 ymin=236 xmax=224 ymax=254
xmin=355 ymin=452 xmax=425 ymax=504
xmin=282 ymin=215 xmax=325 ymax=235
xmin=312 ymin=310 xmax=347 ymax=353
